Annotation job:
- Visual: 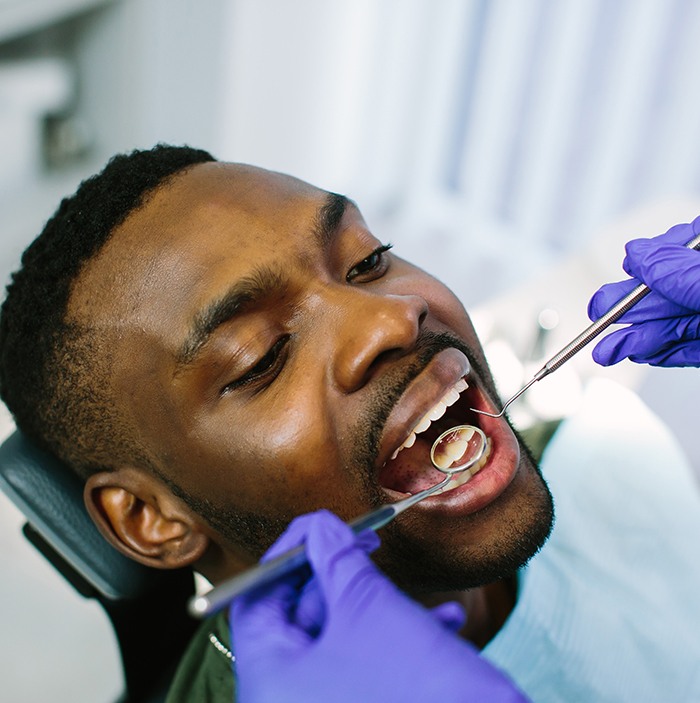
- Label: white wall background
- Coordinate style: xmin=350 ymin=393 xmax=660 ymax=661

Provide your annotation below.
xmin=1 ymin=1 xmax=700 ymax=700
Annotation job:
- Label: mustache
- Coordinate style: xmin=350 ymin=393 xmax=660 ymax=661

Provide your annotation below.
xmin=350 ymin=329 xmax=497 ymax=490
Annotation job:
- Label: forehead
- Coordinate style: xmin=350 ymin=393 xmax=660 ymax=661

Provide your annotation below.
xmin=68 ymin=162 xmax=331 ymax=329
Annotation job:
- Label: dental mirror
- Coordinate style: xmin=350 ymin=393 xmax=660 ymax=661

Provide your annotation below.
xmin=430 ymin=424 xmax=488 ymax=475
xmin=189 ymin=424 xmax=491 ymax=617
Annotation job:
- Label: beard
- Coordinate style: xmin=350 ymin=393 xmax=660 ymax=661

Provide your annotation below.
xmin=370 ymin=436 xmax=554 ymax=594
xmin=343 ymin=330 xmax=554 ymax=593
xmin=172 ymin=329 xmax=554 ymax=592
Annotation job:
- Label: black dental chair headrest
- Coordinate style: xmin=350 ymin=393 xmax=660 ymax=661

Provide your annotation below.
xmin=0 ymin=430 xmax=198 ymax=702
xmin=0 ymin=430 xmax=176 ymax=599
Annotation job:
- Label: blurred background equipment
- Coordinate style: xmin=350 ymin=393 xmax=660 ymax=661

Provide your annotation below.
xmin=2 ymin=1 xmax=700 ymax=700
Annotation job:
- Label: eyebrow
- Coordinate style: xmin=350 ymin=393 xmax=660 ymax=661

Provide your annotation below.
xmin=314 ymin=192 xmax=350 ymax=248
xmin=176 ymin=265 xmax=288 ymax=366
xmin=176 ymin=191 xmax=350 ymax=367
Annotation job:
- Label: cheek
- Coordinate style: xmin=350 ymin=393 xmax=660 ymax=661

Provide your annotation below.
xmin=193 ymin=394 xmax=357 ymax=514
xmin=427 ymin=277 xmax=476 ymax=335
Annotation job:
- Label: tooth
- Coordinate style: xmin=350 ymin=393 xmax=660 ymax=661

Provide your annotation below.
xmin=444 ymin=389 xmax=460 ymax=406
xmin=402 ymin=432 xmax=416 ymax=449
xmin=454 ymin=378 xmax=468 ymax=393
xmin=434 ymin=440 xmax=465 ymax=470
xmin=435 ymin=439 xmax=492 ymax=494
xmin=428 ymin=401 xmax=447 ymax=421
xmin=445 ymin=438 xmax=468 ymax=465
xmin=390 ymin=448 xmax=399 ymax=460
xmin=414 ymin=415 xmax=432 ymax=434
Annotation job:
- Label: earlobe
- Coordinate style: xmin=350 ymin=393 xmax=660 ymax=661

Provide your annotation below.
xmin=84 ymin=468 xmax=209 ymax=569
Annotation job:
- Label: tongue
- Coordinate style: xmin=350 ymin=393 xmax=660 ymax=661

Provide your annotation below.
xmin=378 ymin=436 xmax=448 ymax=493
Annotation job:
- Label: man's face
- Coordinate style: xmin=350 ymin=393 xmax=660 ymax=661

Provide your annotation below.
xmin=71 ymin=162 xmax=553 ymax=592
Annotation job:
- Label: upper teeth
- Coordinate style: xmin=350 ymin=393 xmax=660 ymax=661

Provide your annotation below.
xmin=390 ymin=378 xmax=468 ymax=460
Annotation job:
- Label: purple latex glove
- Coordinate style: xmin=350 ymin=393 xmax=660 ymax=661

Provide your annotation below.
xmin=588 ymin=216 xmax=700 ymax=366
xmin=230 ymin=510 xmax=529 ymax=703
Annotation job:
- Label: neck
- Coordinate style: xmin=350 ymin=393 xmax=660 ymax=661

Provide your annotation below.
xmin=418 ymin=577 xmax=517 ymax=649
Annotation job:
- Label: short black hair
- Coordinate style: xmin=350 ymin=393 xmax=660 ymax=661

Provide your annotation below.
xmin=0 ymin=144 xmax=216 ymax=477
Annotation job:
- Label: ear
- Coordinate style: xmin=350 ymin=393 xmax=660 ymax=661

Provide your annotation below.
xmin=84 ymin=467 xmax=209 ymax=569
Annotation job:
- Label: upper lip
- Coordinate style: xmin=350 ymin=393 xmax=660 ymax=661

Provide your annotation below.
xmin=376 ymin=347 xmax=475 ymax=470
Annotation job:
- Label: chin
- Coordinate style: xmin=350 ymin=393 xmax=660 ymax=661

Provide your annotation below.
xmin=373 ymin=455 xmax=555 ymax=594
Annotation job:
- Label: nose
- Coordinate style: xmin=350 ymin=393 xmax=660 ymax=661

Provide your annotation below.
xmin=331 ymin=289 xmax=428 ymax=393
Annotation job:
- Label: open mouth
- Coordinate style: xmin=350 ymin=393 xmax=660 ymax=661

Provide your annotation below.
xmin=377 ymin=373 xmax=494 ymax=498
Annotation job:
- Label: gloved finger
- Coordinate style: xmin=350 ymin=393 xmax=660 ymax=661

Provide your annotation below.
xmin=303 ymin=512 xmax=394 ymax=613
xmin=637 ymin=340 xmax=700 ymax=366
xmin=285 ymin=529 xmax=385 ymax=635
xmin=588 ymin=280 xmax=692 ymax=323
xmin=591 ymin=317 xmax=700 ymax=365
xmin=588 ymin=279 xmax=638 ymax=320
xmin=428 ymin=601 xmax=467 ymax=632
xmin=261 ymin=511 xmax=333 ymax=562
xmin=230 ymin=577 xmax=314 ymax=661
xmin=294 ymin=522 xmax=382 ymax=632
xmin=286 ymin=518 xmax=380 ymax=633
xmin=620 ymin=221 xmax=698 ymax=275
xmin=233 ymin=519 xmax=312 ymax=627
xmin=250 ymin=512 xmax=381 ymax=636
xmin=231 ymin=512 xmax=341 ymax=652
xmin=653 ymin=218 xmax=700 ymax=246
xmin=622 ymin=240 xmax=700 ymax=311
xmin=354 ymin=527 xmax=381 ymax=555
xmin=290 ymin=577 xmax=325 ymax=636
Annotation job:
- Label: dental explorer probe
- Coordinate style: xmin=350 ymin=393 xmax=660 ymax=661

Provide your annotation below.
xmin=188 ymin=426 xmax=487 ymax=618
xmin=472 ymin=231 xmax=700 ymax=419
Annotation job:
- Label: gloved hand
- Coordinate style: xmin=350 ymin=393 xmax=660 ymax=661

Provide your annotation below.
xmin=230 ymin=510 xmax=529 ymax=703
xmin=588 ymin=216 xmax=700 ymax=366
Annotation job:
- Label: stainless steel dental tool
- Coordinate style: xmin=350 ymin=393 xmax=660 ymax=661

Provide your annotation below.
xmin=472 ymin=231 xmax=700 ymax=419
xmin=188 ymin=425 xmax=488 ymax=618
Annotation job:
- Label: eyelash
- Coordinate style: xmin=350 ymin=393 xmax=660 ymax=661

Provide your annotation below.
xmin=346 ymin=243 xmax=393 ymax=282
xmin=221 ymin=334 xmax=291 ymax=395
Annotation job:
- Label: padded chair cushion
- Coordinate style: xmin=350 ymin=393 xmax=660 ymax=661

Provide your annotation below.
xmin=0 ymin=431 xmax=176 ymax=601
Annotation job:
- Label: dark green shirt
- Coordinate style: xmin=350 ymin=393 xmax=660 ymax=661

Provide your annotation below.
xmin=166 ymin=609 xmax=233 ymax=702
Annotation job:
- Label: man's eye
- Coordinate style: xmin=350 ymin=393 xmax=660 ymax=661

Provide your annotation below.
xmin=346 ymin=243 xmax=393 ymax=282
xmin=222 ymin=335 xmax=290 ymax=395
